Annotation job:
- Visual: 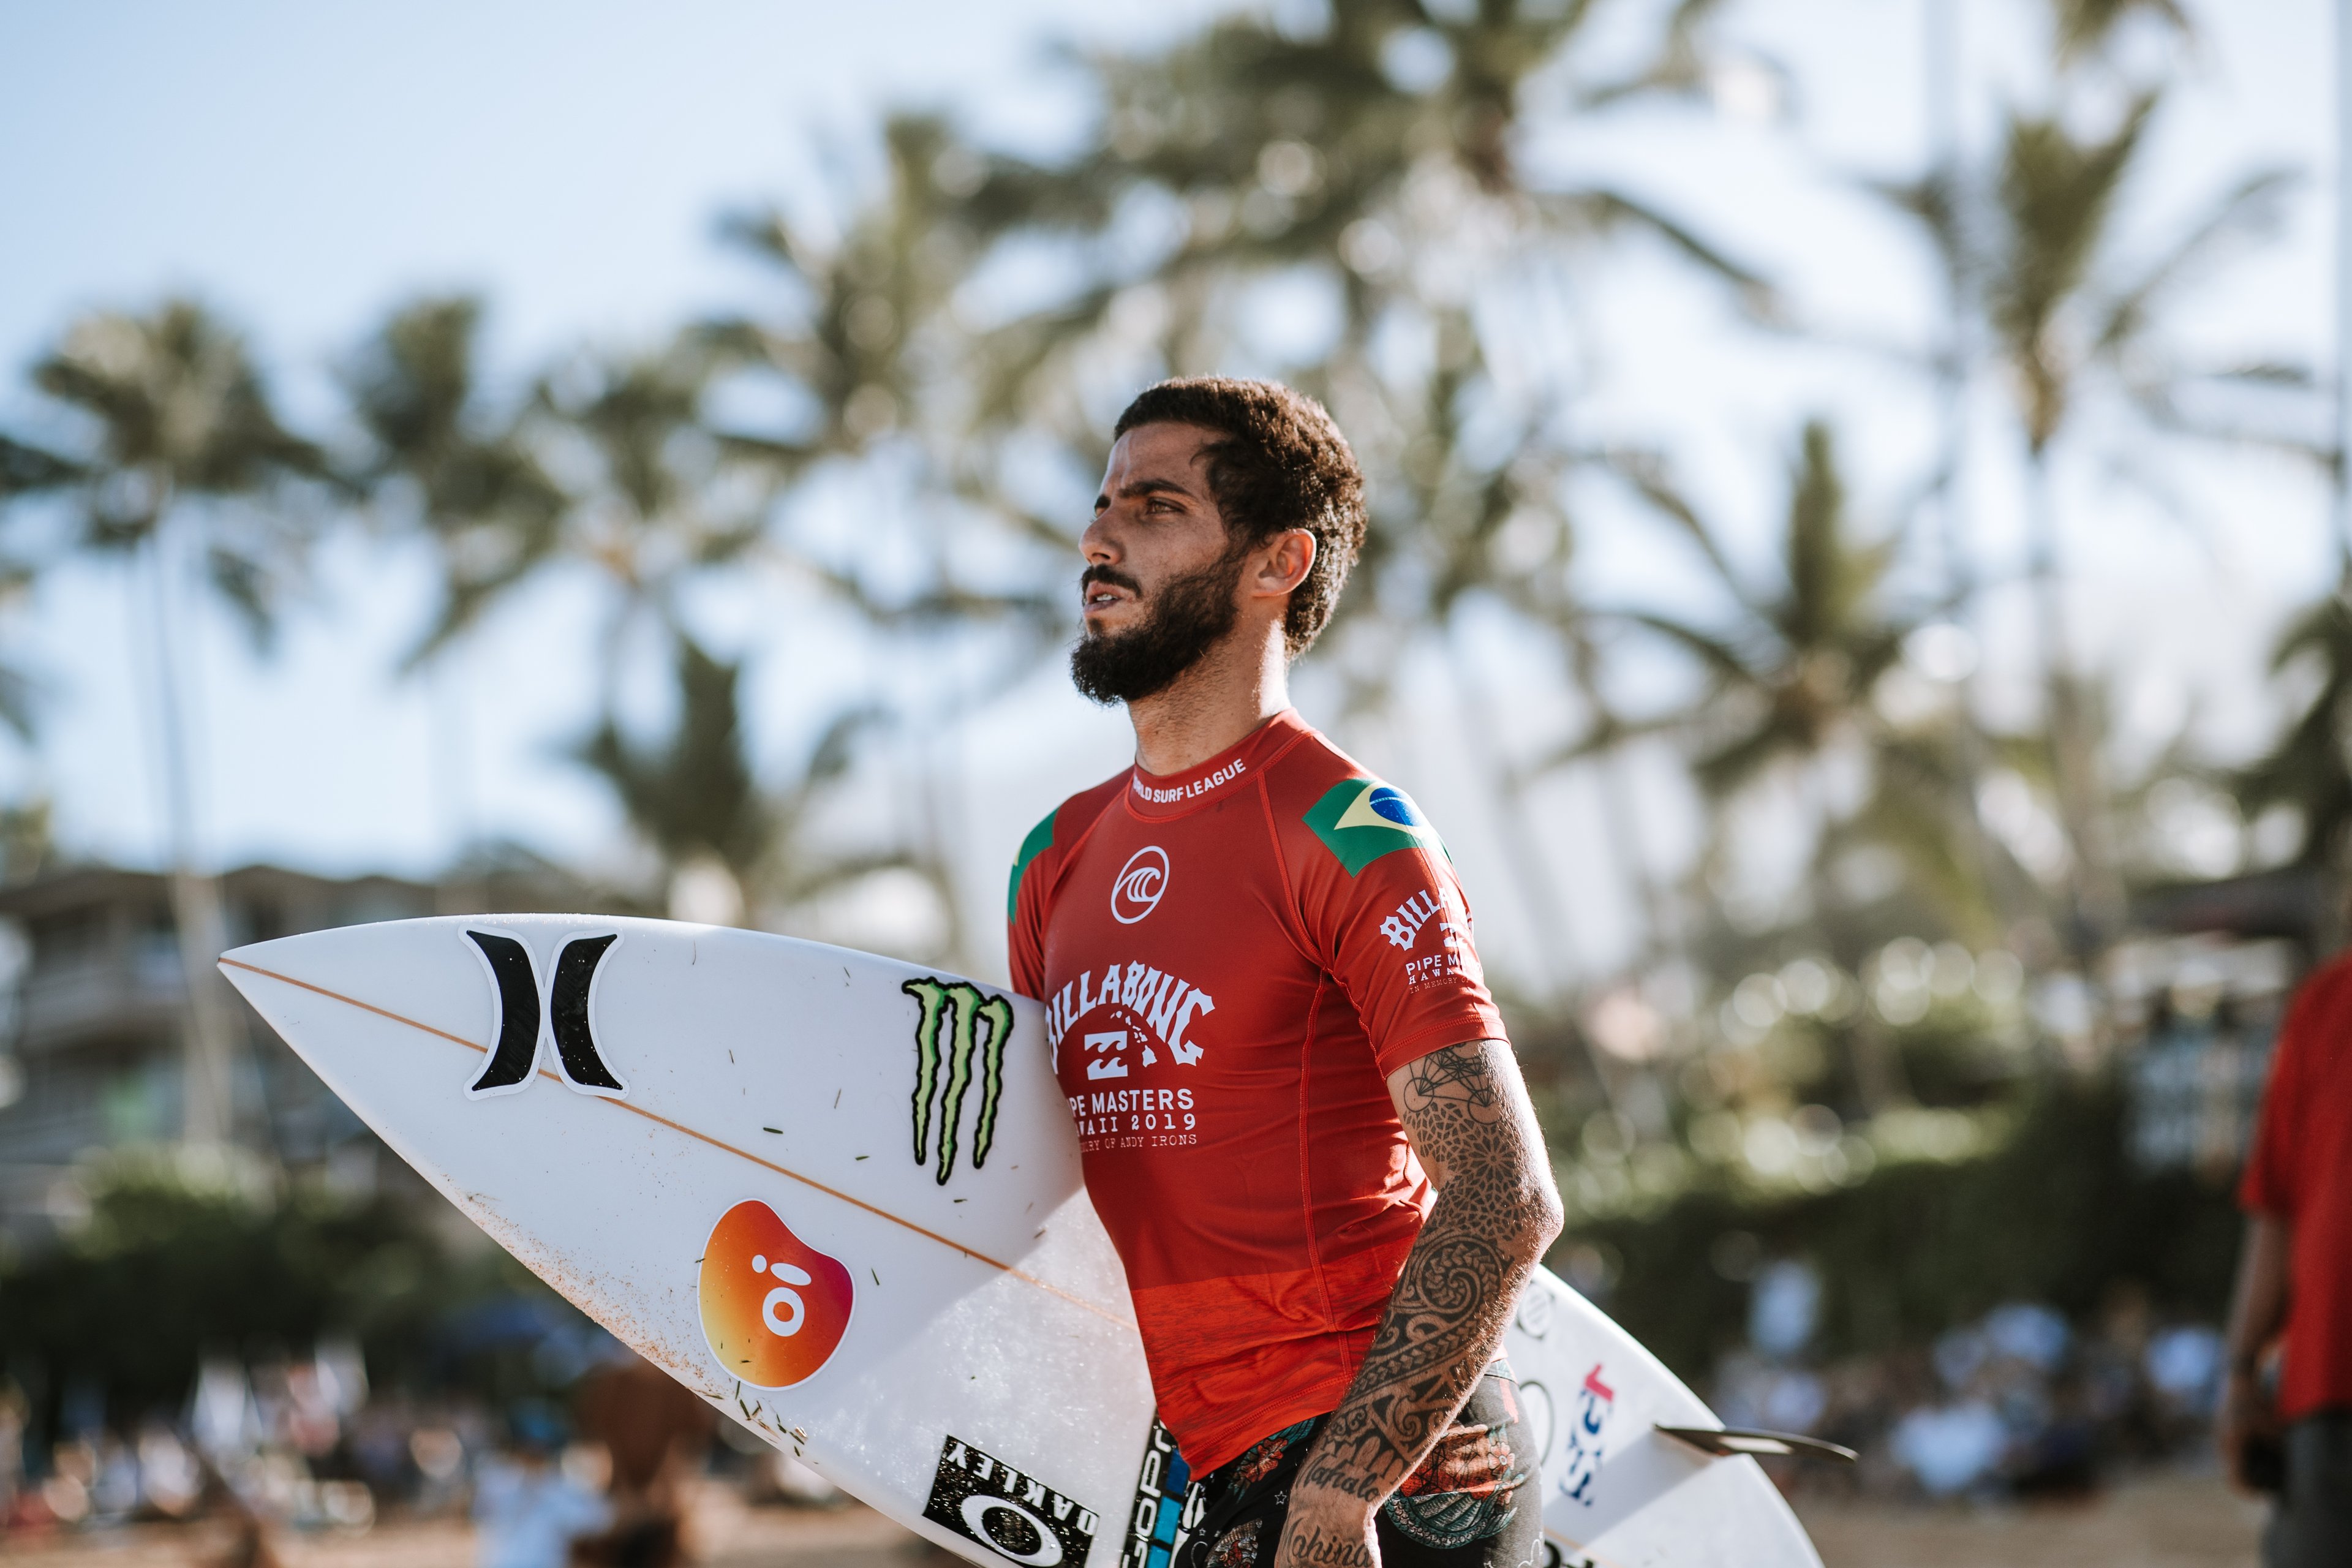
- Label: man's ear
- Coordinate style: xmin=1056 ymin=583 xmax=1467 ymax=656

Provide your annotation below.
xmin=1249 ymin=529 xmax=1317 ymax=600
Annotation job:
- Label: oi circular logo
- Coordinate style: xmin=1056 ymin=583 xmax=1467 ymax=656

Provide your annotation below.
xmin=698 ymin=1199 xmax=855 ymax=1389
xmin=1110 ymin=846 xmax=1169 ymax=924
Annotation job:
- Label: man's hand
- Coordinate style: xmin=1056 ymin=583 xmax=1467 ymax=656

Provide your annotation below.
xmin=1273 ymin=1040 xmax=1562 ymax=1566
xmin=2216 ymin=1369 xmax=2273 ymax=1493
xmin=1273 ymin=1485 xmax=1379 ymax=1567
xmin=2215 ymin=1213 xmax=2288 ymax=1496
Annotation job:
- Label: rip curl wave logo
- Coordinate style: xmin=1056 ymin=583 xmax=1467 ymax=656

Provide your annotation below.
xmin=698 ymin=1199 xmax=855 ymax=1389
xmin=902 ymin=978 xmax=1014 ymax=1184
xmin=1110 ymin=845 xmax=1169 ymax=924
xmin=461 ymin=927 xmax=627 ymax=1099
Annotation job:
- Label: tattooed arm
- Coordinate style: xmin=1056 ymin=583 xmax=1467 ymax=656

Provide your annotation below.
xmin=1275 ymin=1041 xmax=1563 ymax=1567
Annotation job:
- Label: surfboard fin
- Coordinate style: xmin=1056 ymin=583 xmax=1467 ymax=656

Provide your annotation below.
xmin=1654 ymin=1426 xmax=1857 ymax=1463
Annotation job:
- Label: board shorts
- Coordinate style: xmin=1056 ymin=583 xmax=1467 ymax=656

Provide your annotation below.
xmin=2266 ymin=1412 xmax=2352 ymax=1568
xmin=1178 ymin=1364 xmax=1542 ymax=1568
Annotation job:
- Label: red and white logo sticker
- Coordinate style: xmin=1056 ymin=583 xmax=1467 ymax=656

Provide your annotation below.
xmin=1559 ymin=1362 xmax=1616 ymax=1507
xmin=698 ymin=1200 xmax=855 ymax=1389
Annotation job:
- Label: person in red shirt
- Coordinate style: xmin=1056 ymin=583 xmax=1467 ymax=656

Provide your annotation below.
xmin=1008 ymin=378 xmax=1562 ymax=1568
xmin=2222 ymin=950 xmax=2352 ymax=1566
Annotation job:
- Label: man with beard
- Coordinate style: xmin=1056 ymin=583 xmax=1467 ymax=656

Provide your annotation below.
xmin=1006 ymin=379 xmax=1561 ymax=1568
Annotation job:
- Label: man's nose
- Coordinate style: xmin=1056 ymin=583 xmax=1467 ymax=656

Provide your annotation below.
xmin=1080 ymin=508 xmax=1119 ymax=564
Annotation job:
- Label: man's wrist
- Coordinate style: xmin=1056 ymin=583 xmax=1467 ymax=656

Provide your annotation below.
xmin=1286 ymin=1479 xmax=1381 ymax=1515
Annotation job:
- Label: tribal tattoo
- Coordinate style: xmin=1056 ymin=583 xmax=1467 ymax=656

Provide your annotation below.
xmin=1280 ymin=1522 xmax=1377 ymax=1566
xmin=1278 ymin=1040 xmax=1562 ymax=1562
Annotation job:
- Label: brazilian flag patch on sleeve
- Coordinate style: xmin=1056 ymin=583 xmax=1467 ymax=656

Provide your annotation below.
xmin=1006 ymin=809 xmax=1058 ymax=920
xmin=1303 ymin=779 xmax=1447 ymax=876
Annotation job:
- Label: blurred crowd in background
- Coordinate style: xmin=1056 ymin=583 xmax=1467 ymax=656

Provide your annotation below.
xmin=0 ymin=1315 xmax=850 ymax=1562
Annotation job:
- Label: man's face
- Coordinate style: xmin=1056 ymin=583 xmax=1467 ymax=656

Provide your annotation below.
xmin=1071 ymin=422 xmax=1250 ymax=705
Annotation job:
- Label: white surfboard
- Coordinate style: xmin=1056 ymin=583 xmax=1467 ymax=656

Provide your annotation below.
xmin=220 ymin=914 xmax=1821 ymax=1568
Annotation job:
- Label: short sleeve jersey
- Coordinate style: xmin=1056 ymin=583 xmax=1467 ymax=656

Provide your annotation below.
xmin=2239 ymin=950 xmax=2352 ymax=1422
xmin=1006 ymin=709 xmax=1504 ymax=1473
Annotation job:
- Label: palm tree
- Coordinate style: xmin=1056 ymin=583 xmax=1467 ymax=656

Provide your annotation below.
xmin=575 ymin=633 xmax=769 ymax=922
xmin=342 ymin=296 xmax=565 ymax=662
xmin=529 ymin=341 xmax=776 ymax=707
xmin=1597 ymin=422 xmax=1982 ymax=921
xmin=1594 ymin=420 xmax=2034 ymax=1107
xmin=1610 ymin=426 xmax=1904 ymax=786
xmin=575 ymin=630 xmax=916 ymax=937
xmin=1998 ymin=99 xmax=2290 ymax=944
xmin=2236 ymin=595 xmax=2352 ymax=881
xmin=1875 ymin=84 xmax=2293 ymax=953
xmin=345 ymin=309 xmax=944 ymax=937
xmin=709 ymin=113 xmax=1065 ymax=645
xmin=354 ymin=323 xmax=771 ymax=723
xmin=342 ymin=298 xmax=569 ymax=895
xmin=2046 ymin=0 xmax=2190 ymax=62
xmin=0 ymin=525 xmax=45 ymax=747
xmin=0 ymin=472 xmax=50 ymax=863
xmin=0 ymin=300 xmax=326 ymax=1146
xmin=1891 ymin=0 xmax=2200 ymax=962
xmin=378 ymin=328 xmax=783 ymax=894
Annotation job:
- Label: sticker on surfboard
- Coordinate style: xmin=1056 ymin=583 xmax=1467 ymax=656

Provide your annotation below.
xmin=1558 ymin=1362 xmax=1618 ymax=1508
xmin=901 ymin=976 xmax=1015 ymax=1184
xmin=1118 ymin=1416 xmax=1202 ymax=1568
xmin=697 ymin=1199 xmax=855 ymax=1388
xmin=923 ymin=1434 xmax=1099 ymax=1566
xmin=460 ymin=925 xmax=628 ymax=1100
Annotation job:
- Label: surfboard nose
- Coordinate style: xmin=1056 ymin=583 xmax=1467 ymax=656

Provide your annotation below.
xmin=223 ymin=929 xmax=385 ymax=1074
xmin=218 ymin=926 xmax=401 ymax=1030
xmin=218 ymin=932 xmax=331 ymax=1030
xmin=217 ymin=917 xmax=511 ymax=1084
xmin=219 ymin=932 xmax=307 ymax=982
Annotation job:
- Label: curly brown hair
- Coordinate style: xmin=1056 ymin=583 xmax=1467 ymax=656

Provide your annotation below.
xmin=1112 ymin=377 xmax=1366 ymax=657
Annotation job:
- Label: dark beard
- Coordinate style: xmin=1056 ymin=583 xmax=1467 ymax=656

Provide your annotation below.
xmin=1069 ymin=543 xmax=1248 ymax=705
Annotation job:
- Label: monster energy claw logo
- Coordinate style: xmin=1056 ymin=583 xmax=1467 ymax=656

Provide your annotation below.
xmin=902 ymin=978 xmax=1014 ymax=1185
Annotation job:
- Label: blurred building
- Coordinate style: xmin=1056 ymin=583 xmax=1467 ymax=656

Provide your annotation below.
xmin=0 ymin=852 xmax=625 ymax=1246
xmin=2111 ymin=867 xmax=2321 ymax=1178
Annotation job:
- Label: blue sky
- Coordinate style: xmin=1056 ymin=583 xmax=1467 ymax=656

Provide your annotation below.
xmin=0 ymin=0 xmax=2337 ymax=987
xmin=0 ymin=0 xmax=1221 ymax=886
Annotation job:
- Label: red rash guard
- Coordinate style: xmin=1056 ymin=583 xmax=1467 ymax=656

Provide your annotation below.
xmin=1006 ymin=709 xmax=1505 ymax=1472
xmin=2240 ymin=950 xmax=2352 ymax=1422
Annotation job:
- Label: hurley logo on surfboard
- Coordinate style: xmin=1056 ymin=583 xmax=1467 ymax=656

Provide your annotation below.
xmin=696 ymin=1199 xmax=855 ymax=1389
xmin=902 ymin=978 xmax=1014 ymax=1185
xmin=460 ymin=926 xmax=628 ymax=1100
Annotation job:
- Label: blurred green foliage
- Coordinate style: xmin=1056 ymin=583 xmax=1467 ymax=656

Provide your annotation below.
xmin=0 ymin=1151 xmax=552 ymax=1422
xmin=1570 ymin=1074 xmax=2242 ymax=1381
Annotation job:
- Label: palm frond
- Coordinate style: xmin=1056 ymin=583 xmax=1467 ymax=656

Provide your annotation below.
xmin=1537 ymin=188 xmax=1774 ymax=308
xmin=0 ymin=435 xmax=86 ymax=497
xmin=2095 ymin=165 xmax=2298 ymax=355
xmin=1601 ymin=447 xmax=1756 ymax=612
xmin=2050 ymin=0 xmax=2193 ymax=62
